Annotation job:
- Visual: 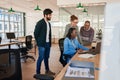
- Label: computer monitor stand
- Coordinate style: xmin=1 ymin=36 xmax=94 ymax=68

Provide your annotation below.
xmin=10 ymin=39 xmax=11 ymax=43
xmin=9 ymin=39 xmax=13 ymax=43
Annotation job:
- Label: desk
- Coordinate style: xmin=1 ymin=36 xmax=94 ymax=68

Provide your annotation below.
xmin=55 ymin=53 xmax=100 ymax=80
xmin=0 ymin=42 xmax=22 ymax=80
xmin=0 ymin=37 xmax=36 ymax=80
xmin=0 ymin=42 xmax=18 ymax=47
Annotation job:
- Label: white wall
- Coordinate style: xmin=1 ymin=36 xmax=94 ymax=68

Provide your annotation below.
xmin=99 ymin=3 xmax=120 ymax=80
xmin=25 ymin=9 xmax=59 ymax=37
xmin=25 ymin=12 xmax=42 ymax=36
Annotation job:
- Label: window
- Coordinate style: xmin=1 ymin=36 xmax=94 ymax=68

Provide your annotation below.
xmin=0 ymin=14 xmax=4 ymax=20
xmin=4 ymin=24 xmax=7 ymax=30
xmin=0 ymin=24 xmax=2 ymax=30
xmin=5 ymin=14 xmax=8 ymax=21
xmin=0 ymin=7 xmax=25 ymax=39
xmin=0 ymin=33 xmax=2 ymax=37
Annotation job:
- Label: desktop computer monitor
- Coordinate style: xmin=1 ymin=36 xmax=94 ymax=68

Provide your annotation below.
xmin=6 ymin=32 xmax=16 ymax=42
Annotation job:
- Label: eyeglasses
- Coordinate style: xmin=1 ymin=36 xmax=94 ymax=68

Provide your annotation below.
xmin=85 ymin=25 xmax=90 ymax=27
xmin=73 ymin=21 xmax=78 ymax=24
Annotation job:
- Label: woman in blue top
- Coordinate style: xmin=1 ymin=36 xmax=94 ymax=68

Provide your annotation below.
xmin=64 ymin=28 xmax=89 ymax=63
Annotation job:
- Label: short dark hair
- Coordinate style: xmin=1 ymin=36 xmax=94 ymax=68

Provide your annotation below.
xmin=85 ymin=20 xmax=90 ymax=24
xmin=66 ymin=28 xmax=76 ymax=39
xmin=43 ymin=8 xmax=53 ymax=16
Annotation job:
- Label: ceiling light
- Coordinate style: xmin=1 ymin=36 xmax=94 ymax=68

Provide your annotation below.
xmin=8 ymin=8 xmax=15 ymax=13
xmin=83 ymin=8 xmax=88 ymax=13
xmin=8 ymin=0 xmax=15 ymax=13
xmin=34 ymin=5 xmax=41 ymax=11
xmin=76 ymin=3 xmax=84 ymax=10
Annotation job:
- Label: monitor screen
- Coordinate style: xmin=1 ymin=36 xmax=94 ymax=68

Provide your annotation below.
xmin=6 ymin=32 xmax=16 ymax=39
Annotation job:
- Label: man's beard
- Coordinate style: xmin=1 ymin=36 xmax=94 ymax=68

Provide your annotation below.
xmin=47 ymin=17 xmax=51 ymax=21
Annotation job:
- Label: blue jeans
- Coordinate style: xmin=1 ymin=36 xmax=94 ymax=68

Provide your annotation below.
xmin=36 ymin=42 xmax=50 ymax=74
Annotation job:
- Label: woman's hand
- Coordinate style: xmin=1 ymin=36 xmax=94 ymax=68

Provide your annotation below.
xmin=77 ymin=49 xmax=83 ymax=53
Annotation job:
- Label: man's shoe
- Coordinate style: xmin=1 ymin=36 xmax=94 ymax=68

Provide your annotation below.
xmin=45 ymin=70 xmax=55 ymax=75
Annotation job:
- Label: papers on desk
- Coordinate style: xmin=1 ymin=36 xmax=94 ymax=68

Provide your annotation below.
xmin=78 ymin=54 xmax=96 ymax=59
xmin=65 ymin=66 xmax=94 ymax=78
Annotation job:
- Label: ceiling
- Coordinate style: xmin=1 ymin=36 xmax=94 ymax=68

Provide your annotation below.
xmin=57 ymin=0 xmax=120 ymax=6
xmin=60 ymin=5 xmax=105 ymax=16
xmin=0 ymin=0 xmax=58 ymax=12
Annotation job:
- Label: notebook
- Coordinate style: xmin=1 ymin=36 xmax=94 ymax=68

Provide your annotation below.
xmin=62 ymin=60 xmax=94 ymax=80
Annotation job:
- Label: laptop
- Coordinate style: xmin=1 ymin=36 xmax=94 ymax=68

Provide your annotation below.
xmin=91 ymin=42 xmax=101 ymax=54
xmin=79 ymin=42 xmax=101 ymax=55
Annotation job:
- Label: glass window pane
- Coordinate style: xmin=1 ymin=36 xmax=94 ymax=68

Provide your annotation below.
xmin=4 ymin=14 xmax=9 ymax=21
xmin=10 ymin=15 xmax=14 ymax=21
xmin=14 ymin=14 xmax=17 ymax=22
xmin=0 ymin=7 xmax=25 ymax=39
xmin=4 ymin=22 xmax=9 ymax=32
xmin=14 ymin=23 xmax=18 ymax=32
xmin=0 ymin=23 xmax=2 ymax=30
xmin=18 ymin=15 xmax=22 ymax=22
xmin=10 ymin=22 xmax=14 ymax=32
xmin=18 ymin=23 xmax=21 ymax=32
xmin=0 ymin=21 xmax=4 ymax=32
xmin=0 ymin=14 xmax=4 ymax=20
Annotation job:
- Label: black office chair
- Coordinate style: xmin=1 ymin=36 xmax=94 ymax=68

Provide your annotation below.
xmin=58 ymin=38 xmax=72 ymax=67
xmin=20 ymin=35 xmax=35 ymax=62
xmin=33 ymin=74 xmax=54 ymax=80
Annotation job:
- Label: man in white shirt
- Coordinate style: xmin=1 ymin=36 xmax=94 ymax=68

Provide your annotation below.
xmin=34 ymin=8 xmax=55 ymax=75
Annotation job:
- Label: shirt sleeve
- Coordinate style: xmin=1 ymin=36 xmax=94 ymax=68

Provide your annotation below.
xmin=80 ymin=27 xmax=83 ymax=36
xmin=64 ymin=38 xmax=76 ymax=55
xmin=76 ymin=26 xmax=83 ymax=44
xmin=34 ymin=21 xmax=41 ymax=40
xmin=89 ymin=28 xmax=94 ymax=42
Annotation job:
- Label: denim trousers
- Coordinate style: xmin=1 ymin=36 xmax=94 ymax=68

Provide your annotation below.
xmin=36 ymin=42 xmax=50 ymax=74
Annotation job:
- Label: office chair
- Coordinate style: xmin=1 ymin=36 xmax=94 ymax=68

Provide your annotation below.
xmin=33 ymin=74 xmax=54 ymax=80
xmin=58 ymin=38 xmax=72 ymax=67
xmin=20 ymin=35 xmax=35 ymax=62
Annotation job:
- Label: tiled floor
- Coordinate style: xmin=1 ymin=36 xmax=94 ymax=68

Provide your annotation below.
xmin=21 ymin=44 xmax=63 ymax=80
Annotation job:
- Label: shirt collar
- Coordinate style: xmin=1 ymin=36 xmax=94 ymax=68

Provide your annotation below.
xmin=44 ymin=18 xmax=49 ymax=23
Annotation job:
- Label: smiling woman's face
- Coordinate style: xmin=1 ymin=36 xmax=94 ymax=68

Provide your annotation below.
xmin=71 ymin=29 xmax=77 ymax=38
xmin=84 ymin=22 xmax=90 ymax=30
